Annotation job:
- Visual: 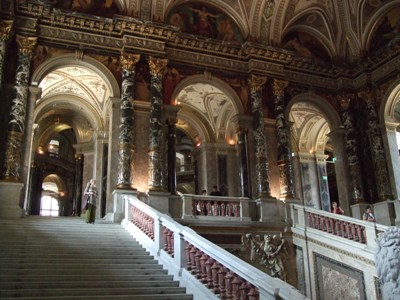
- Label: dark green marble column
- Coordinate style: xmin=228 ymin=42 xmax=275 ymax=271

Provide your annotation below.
xmin=360 ymin=90 xmax=393 ymax=201
xmin=0 ymin=20 xmax=13 ymax=90
xmin=249 ymin=74 xmax=270 ymax=198
xmin=272 ymin=79 xmax=295 ymax=200
xmin=338 ymin=94 xmax=365 ymax=204
xmin=116 ymin=53 xmax=140 ymax=189
xmin=147 ymin=57 xmax=168 ymax=191
xmin=2 ymin=35 xmax=37 ymax=181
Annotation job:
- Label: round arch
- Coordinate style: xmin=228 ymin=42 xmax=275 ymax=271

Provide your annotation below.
xmin=172 ymin=74 xmax=245 ymax=144
xmin=31 ymin=53 xmax=120 ymax=98
xmin=379 ymin=78 xmax=400 ymax=200
xmin=287 ymin=92 xmax=341 ymax=129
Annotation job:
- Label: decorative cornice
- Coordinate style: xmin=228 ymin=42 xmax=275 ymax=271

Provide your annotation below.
xmin=11 ymin=2 xmax=400 ymax=91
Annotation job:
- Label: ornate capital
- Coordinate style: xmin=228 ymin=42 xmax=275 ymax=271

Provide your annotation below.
xmin=248 ymin=74 xmax=267 ymax=92
xmin=358 ymin=89 xmax=376 ymax=104
xmin=148 ymin=56 xmax=168 ymax=76
xmin=0 ymin=20 xmax=13 ymax=41
xmin=338 ymin=94 xmax=353 ymax=111
xmin=120 ymin=53 xmax=140 ymax=72
xmin=272 ymin=79 xmax=288 ymax=97
xmin=16 ymin=35 xmax=37 ymax=58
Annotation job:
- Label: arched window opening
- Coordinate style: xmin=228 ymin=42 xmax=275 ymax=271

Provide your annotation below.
xmin=47 ymin=139 xmax=59 ymax=158
xmin=40 ymin=195 xmax=60 ymax=216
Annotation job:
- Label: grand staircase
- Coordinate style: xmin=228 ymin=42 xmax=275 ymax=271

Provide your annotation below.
xmin=0 ymin=216 xmax=193 ymax=300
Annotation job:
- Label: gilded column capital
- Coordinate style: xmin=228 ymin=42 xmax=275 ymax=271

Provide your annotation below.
xmin=0 ymin=20 xmax=13 ymax=41
xmin=120 ymin=53 xmax=140 ymax=72
xmin=16 ymin=35 xmax=37 ymax=58
xmin=148 ymin=56 xmax=168 ymax=76
xmin=358 ymin=89 xmax=376 ymax=104
xmin=272 ymin=79 xmax=288 ymax=97
xmin=248 ymin=74 xmax=267 ymax=92
xmin=338 ymin=94 xmax=354 ymax=111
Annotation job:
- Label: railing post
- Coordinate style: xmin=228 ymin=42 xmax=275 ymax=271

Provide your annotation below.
xmin=154 ymin=217 xmax=163 ymax=255
xmin=174 ymin=231 xmax=186 ymax=270
xmin=364 ymin=224 xmax=379 ymax=250
xmin=240 ymin=199 xmax=250 ymax=220
xmin=182 ymin=194 xmax=193 ymax=218
xmin=293 ymin=205 xmax=306 ymax=229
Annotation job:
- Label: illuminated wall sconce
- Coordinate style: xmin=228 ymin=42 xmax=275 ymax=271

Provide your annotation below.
xmin=228 ymin=139 xmax=235 ymax=146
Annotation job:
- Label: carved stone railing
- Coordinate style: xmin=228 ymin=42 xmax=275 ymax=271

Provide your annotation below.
xmin=123 ymin=195 xmax=307 ymax=300
xmin=181 ymin=194 xmax=252 ymax=221
xmin=291 ymin=204 xmax=388 ymax=250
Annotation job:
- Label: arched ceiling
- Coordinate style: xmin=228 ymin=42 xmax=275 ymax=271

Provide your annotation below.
xmin=176 ymin=82 xmax=237 ymax=143
xmin=35 ymin=66 xmax=110 ymax=146
xmin=289 ymin=102 xmax=330 ymax=153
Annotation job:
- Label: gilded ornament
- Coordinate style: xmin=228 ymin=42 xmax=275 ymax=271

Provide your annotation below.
xmin=273 ymin=79 xmax=288 ymax=97
xmin=338 ymin=94 xmax=352 ymax=110
xmin=120 ymin=53 xmax=140 ymax=72
xmin=148 ymin=57 xmax=168 ymax=76
xmin=0 ymin=20 xmax=13 ymax=40
xmin=248 ymin=74 xmax=267 ymax=91
xmin=16 ymin=35 xmax=37 ymax=57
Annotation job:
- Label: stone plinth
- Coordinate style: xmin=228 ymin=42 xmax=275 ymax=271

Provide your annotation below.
xmin=147 ymin=190 xmax=171 ymax=214
xmin=0 ymin=181 xmax=24 ymax=219
xmin=255 ymin=196 xmax=285 ymax=222
xmin=373 ymin=200 xmax=395 ymax=226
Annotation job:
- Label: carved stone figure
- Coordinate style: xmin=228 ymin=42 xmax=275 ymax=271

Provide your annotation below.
xmin=376 ymin=227 xmax=400 ymax=300
xmin=243 ymin=233 xmax=287 ymax=281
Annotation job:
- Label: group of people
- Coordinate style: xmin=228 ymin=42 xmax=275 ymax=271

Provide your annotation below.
xmin=331 ymin=201 xmax=375 ymax=222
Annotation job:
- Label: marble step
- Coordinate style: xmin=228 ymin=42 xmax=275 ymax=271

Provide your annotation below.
xmin=0 ymin=286 xmax=188 ymax=298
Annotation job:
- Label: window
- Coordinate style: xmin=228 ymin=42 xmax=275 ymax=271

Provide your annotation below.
xmin=40 ymin=195 xmax=59 ymax=216
xmin=47 ymin=140 xmax=59 ymax=158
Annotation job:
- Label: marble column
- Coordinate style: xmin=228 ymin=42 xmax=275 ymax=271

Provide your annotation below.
xmin=116 ymin=53 xmax=140 ymax=190
xmin=384 ymin=122 xmax=400 ymax=200
xmin=338 ymin=94 xmax=365 ymax=203
xmin=361 ymin=90 xmax=393 ymax=201
xmin=73 ymin=154 xmax=84 ymax=216
xmin=272 ymin=79 xmax=295 ymax=200
xmin=2 ymin=35 xmax=37 ymax=181
xmin=147 ymin=57 xmax=168 ymax=191
xmin=167 ymin=121 xmax=176 ymax=193
xmin=237 ymin=127 xmax=251 ymax=197
xmin=0 ymin=20 xmax=13 ymax=90
xmin=249 ymin=74 xmax=271 ymax=198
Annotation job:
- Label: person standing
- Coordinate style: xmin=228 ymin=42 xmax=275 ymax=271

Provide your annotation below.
xmin=210 ymin=185 xmax=222 ymax=196
xmin=84 ymin=179 xmax=98 ymax=224
xmin=362 ymin=205 xmax=376 ymax=222
xmin=331 ymin=201 xmax=344 ymax=215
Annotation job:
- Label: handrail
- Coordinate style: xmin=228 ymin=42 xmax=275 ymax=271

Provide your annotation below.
xmin=123 ymin=195 xmax=308 ymax=300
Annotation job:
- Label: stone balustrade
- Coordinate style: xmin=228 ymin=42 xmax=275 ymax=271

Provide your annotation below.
xmin=180 ymin=194 xmax=252 ymax=221
xmin=291 ymin=203 xmax=388 ymax=251
xmin=123 ymin=195 xmax=307 ymax=300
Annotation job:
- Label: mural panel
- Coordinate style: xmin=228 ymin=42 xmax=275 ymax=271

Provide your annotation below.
xmin=167 ymin=3 xmax=243 ymax=44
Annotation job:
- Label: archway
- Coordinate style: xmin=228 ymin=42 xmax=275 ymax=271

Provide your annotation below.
xmin=27 ymin=54 xmax=119 ymax=217
xmin=288 ymin=93 xmax=343 ymax=212
xmin=173 ymin=75 xmax=244 ymax=195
